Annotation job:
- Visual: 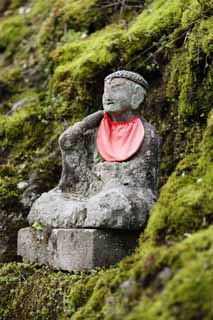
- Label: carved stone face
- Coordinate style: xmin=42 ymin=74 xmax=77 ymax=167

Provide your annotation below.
xmin=102 ymin=77 xmax=145 ymax=114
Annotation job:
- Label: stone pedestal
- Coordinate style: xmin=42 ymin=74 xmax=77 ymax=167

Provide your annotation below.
xmin=18 ymin=227 xmax=140 ymax=271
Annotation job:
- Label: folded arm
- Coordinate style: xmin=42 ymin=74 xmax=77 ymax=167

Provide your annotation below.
xmin=59 ymin=110 xmax=103 ymax=150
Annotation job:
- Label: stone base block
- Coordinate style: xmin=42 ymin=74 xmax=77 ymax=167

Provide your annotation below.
xmin=18 ymin=227 xmax=140 ymax=271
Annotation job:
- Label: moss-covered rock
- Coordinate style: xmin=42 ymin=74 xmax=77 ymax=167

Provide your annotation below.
xmin=50 ymin=24 xmax=124 ymax=110
xmin=102 ymin=227 xmax=213 ymax=320
xmin=1 ymin=228 xmax=213 ymax=319
xmin=146 ymin=110 xmax=213 ymax=243
xmin=0 ymin=14 xmax=29 ymax=58
xmin=0 ymin=65 xmax=23 ymax=101
xmin=0 ymin=165 xmax=26 ymax=261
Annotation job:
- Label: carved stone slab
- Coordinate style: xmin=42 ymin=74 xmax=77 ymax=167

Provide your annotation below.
xmin=18 ymin=227 xmax=140 ymax=271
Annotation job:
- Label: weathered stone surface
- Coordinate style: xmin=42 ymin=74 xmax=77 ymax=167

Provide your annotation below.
xmin=28 ymin=185 xmax=153 ymax=229
xmin=17 ymin=227 xmax=49 ymax=265
xmin=28 ymin=117 xmax=160 ymax=230
xmin=18 ymin=227 xmax=140 ymax=271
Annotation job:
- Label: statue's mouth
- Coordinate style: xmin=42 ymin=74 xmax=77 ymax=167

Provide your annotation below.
xmin=105 ymin=100 xmax=114 ymax=105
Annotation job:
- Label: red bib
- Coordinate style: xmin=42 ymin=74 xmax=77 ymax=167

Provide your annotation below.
xmin=97 ymin=112 xmax=144 ymax=162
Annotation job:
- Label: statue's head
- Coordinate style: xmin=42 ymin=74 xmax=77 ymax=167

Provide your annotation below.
xmin=103 ymin=70 xmax=148 ymax=113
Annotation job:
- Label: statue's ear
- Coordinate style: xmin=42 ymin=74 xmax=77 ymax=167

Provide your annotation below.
xmin=131 ymin=86 xmax=146 ymax=110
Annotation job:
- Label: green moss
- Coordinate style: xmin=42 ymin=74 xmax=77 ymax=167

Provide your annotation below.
xmin=61 ymin=0 xmax=102 ymax=31
xmin=125 ymin=0 xmax=193 ymax=56
xmin=146 ymin=110 xmax=213 ymax=243
xmin=35 ymin=1 xmax=69 ymax=57
xmin=71 ymin=272 xmax=115 ymax=320
xmin=197 ymin=110 xmax=213 ymax=178
xmin=51 ymin=25 xmax=124 ymax=104
xmin=1 ymin=101 xmax=44 ymax=148
xmin=9 ymin=268 xmax=72 ymax=319
xmin=0 ymin=170 xmax=26 ymax=261
xmin=35 ymin=0 xmax=122 ymax=60
xmin=0 ymin=15 xmax=29 ymax=57
xmin=29 ymin=0 xmax=56 ymax=19
xmin=0 ymin=65 xmax=23 ymax=98
xmin=166 ymin=17 xmax=213 ymax=119
xmin=129 ymin=0 xmax=182 ymax=34
xmin=0 ymin=162 xmax=22 ymax=210
xmin=0 ymin=262 xmax=35 ymax=319
xmin=0 ymin=175 xmax=20 ymax=211
xmin=118 ymin=227 xmax=213 ymax=320
xmin=1 ymin=228 xmax=213 ymax=319
xmin=0 ymin=263 xmax=73 ymax=319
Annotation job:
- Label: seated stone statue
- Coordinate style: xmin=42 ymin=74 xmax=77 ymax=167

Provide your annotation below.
xmin=28 ymin=70 xmax=161 ymax=230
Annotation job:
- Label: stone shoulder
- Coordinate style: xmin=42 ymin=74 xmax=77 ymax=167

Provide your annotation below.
xmin=141 ymin=117 xmax=160 ymax=140
xmin=140 ymin=117 xmax=161 ymax=150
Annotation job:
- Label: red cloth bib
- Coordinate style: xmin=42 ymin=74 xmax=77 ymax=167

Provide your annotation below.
xmin=97 ymin=112 xmax=144 ymax=162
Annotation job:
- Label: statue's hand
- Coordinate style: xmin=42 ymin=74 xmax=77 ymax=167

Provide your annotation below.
xmin=81 ymin=110 xmax=103 ymax=130
xmin=59 ymin=110 xmax=103 ymax=150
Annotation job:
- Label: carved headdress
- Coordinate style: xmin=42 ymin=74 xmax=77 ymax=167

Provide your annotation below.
xmin=104 ymin=70 xmax=149 ymax=90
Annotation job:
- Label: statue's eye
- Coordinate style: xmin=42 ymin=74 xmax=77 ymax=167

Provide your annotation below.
xmin=111 ymin=85 xmax=120 ymax=92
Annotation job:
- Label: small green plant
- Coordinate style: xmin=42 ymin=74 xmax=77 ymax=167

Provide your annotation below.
xmin=32 ymin=222 xmax=43 ymax=231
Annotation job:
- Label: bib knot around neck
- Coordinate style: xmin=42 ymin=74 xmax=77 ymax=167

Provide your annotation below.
xmin=96 ymin=112 xmax=144 ymax=162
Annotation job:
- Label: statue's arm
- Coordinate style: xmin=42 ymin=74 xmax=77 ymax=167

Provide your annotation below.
xmin=59 ymin=110 xmax=103 ymax=150
xmin=81 ymin=110 xmax=104 ymax=129
xmin=142 ymin=120 xmax=161 ymax=192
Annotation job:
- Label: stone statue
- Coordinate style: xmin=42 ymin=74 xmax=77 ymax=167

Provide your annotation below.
xmin=18 ymin=71 xmax=161 ymax=271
